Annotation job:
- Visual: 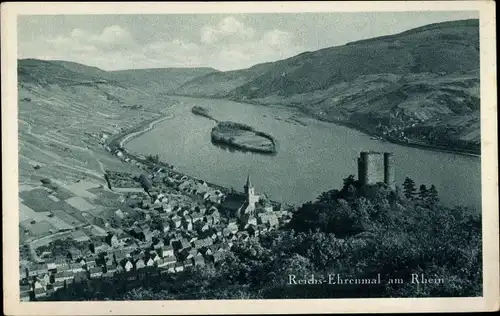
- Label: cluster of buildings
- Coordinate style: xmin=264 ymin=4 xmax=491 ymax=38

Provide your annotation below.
xmin=21 ymin=167 xmax=292 ymax=301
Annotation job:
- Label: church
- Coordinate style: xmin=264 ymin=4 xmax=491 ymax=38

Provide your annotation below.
xmin=237 ymin=174 xmax=260 ymax=219
xmin=220 ymin=174 xmax=274 ymax=225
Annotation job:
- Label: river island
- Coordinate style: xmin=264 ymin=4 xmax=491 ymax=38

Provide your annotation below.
xmin=211 ymin=121 xmax=278 ymax=154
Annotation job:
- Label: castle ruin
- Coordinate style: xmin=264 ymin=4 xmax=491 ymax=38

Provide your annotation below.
xmin=357 ymin=151 xmax=395 ymax=189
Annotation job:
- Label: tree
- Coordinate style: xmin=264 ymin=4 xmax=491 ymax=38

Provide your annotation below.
xmin=418 ymin=184 xmax=428 ymax=200
xmin=138 ymin=174 xmax=152 ymax=196
xmin=343 ymin=175 xmax=356 ymax=188
xmin=402 ymin=177 xmax=417 ymax=199
xmin=428 ymin=185 xmax=439 ymax=204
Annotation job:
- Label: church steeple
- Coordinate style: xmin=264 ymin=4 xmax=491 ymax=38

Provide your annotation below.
xmin=245 ymin=173 xmax=252 ymax=190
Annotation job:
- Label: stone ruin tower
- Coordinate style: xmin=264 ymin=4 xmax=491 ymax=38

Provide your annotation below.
xmin=357 ymin=151 xmax=395 ymax=189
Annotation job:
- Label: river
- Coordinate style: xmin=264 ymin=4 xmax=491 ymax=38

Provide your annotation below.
xmin=126 ymin=96 xmax=481 ymax=210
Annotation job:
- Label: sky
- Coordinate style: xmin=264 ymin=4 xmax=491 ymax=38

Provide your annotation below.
xmin=18 ymin=11 xmax=479 ymax=71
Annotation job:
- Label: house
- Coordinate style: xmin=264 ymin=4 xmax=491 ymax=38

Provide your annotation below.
xmin=167 ymin=262 xmax=176 ymax=273
xmin=135 ymin=259 xmax=146 ymax=270
xmin=105 ymin=257 xmax=115 ymax=267
xmin=105 ymin=264 xmax=117 ymax=274
xmin=228 ymin=224 xmax=238 ymax=235
xmin=143 ymin=229 xmax=155 ymax=242
xmin=220 ymin=243 xmax=231 ymax=252
xmin=228 ymin=218 xmax=238 ymax=228
xmin=174 ymin=263 xmax=184 ymax=273
xmin=153 ymin=239 xmax=165 ymax=250
xmin=39 ymin=273 xmax=51 ymax=287
xmin=184 ymin=260 xmax=193 ymax=269
xmin=209 ymin=231 xmax=218 ymax=240
xmin=93 ymin=241 xmax=110 ymax=254
xmin=268 ymin=215 xmax=279 ymax=228
xmin=20 ymin=285 xmax=31 ymax=301
xmin=62 ymin=271 xmax=75 ymax=282
xmin=209 ymin=207 xmax=220 ymax=219
xmin=19 ymin=266 xmax=28 ymax=281
xmin=102 ymin=271 xmax=114 ymax=278
xmin=172 ymin=239 xmax=191 ymax=252
xmin=113 ymin=250 xmax=129 ymax=264
xmin=170 ymin=216 xmax=182 ymax=228
xmin=183 ymin=214 xmax=193 ymax=224
xmin=71 ymin=230 xmax=90 ymax=243
xmin=246 ymin=224 xmax=258 ymax=237
xmin=245 ymin=216 xmax=257 ymax=227
xmin=192 ymin=254 xmax=205 ymax=267
xmin=200 ymin=223 xmax=209 ymax=232
xmin=191 ymin=213 xmax=203 ymax=223
xmin=156 ymin=259 xmax=168 ymax=269
xmin=34 ymin=287 xmax=47 ymax=299
xmin=54 ymin=272 xmax=65 ymax=282
xmin=67 ymin=248 xmax=82 ymax=261
xmin=46 ymin=261 xmax=57 ymax=272
xmin=140 ymin=199 xmax=150 ymax=209
xmin=153 ymin=253 xmax=162 ymax=262
xmin=222 ymin=228 xmax=232 ymax=238
xmin=211 ymin=250 xmax=224 ymax=263
xmin=73 ymin=271 xmax=87 ymax=283
xmin=33 ymin=279 xmax=44 ymax=289
xmin=37 ymin=251 xmax=50 ymax=259
xmin=52 ymin=280 xmax=65 ymax=291
xmin=163 ymin=255 xmax=177 ymax=266
xmin=28 ymin=264 xmax=47 ymax=278
xmin=193 ymin=238 xmax=213 ymax=249
xmin=129 ymin=227 xmax=145 ymax=241
xmin=123 ymin=260 xmax=134 ymax=272
xmin=105 ymin=233 xmax=118 ymax=247
xmin=236 ymin=231 xmax=248 ymax=239
xmin=89 ymin=267 xmax=103 ymax=279
xmin=203 ymin=247 xmax=213 ymax=256
xmin=180 ymin=248 xmax=195 ymax=261
xmin=114 ymin=208 xmax=126 ymax=220
xmin=85 ymin=259 xmax=97 ymax=269
xmin=161 ymin=246 xmax=174 ymax=258
xmin=54 ymin=258 xmax=69 ymax=270
xmin=204 ymin=215 xmax=215 ymax=226
xmin=182 ymin=220 xmax=193 ymax=231
xmin=146 ymin=258 xmax=155 ymax=267
xmin=76 ymin=258 xmax=86 ymax=268
xmin=162 ymin=204 xmax=173 ymax=213
xmin=115 ymin=264 xmax=124 ymax=274
xmin=162 ymin=223 xmax=171 ymax=233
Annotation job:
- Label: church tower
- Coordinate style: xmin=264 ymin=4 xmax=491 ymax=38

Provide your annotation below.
xmin=244 ymin=174 xmax=259 ymax=211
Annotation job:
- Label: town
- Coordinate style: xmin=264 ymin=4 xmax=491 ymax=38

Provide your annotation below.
xmin=19 ymin=134 xmax=293 ymax=301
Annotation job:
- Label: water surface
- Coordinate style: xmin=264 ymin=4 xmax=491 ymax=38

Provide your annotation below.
xmin=127 ymin=96 xmax=481 ymax=210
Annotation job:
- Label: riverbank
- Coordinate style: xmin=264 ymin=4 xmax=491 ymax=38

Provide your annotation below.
xmin=118 ymin=114 xmax=174 ymax=148
xmin=173 ymin=94 xmax=480 ymax=158
xmin=106 ymin=112 xmax=236 ymax=196
xmin=314 ymin=115 xmax=481 ymax=158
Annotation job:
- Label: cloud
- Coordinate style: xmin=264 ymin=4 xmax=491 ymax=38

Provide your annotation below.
xmin=197 ymin=17 xmax=303 ymax=69
xmin=201 ymin=16 xmax=255 ymax=44
xmin=19 ymin=17 xmax=303 ymax=71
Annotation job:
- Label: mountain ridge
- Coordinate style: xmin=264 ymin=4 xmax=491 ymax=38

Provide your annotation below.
xmin=18 ymin=18 xmax=481 ymax=154
xmin=173 ymin=18 xmax=480 ymax=153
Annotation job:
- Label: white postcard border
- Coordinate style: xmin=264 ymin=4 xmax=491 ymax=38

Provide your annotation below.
xmin=2 ymin=1 xmax=498 ymax=314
